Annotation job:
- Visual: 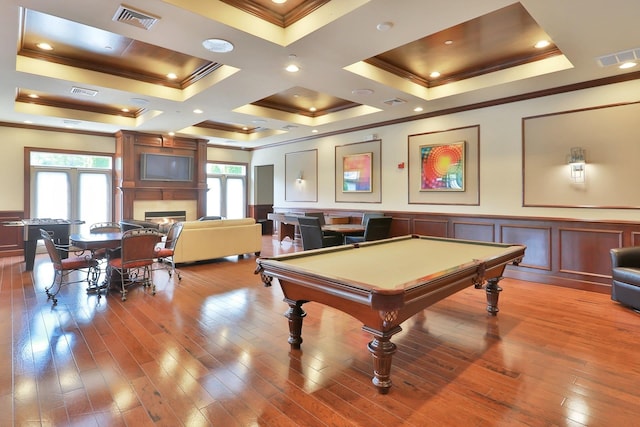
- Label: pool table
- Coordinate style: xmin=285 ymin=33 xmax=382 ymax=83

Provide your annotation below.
xmin=255 ymin=234 xmax=526 ymax=393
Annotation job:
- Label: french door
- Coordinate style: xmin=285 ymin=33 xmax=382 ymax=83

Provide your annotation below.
xmin=31 ymin=168 xmax=111 ymax=224
xmin=206 ymin=163 xmax=247 ymax=219
xmin=29 ymin=151 xmax=113 ymax=225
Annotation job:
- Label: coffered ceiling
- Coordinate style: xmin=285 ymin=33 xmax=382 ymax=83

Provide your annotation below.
xmin=1 ymin=0 xmax=639 ymax=148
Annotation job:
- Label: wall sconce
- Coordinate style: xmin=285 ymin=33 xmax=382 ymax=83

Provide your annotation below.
xmin=296 ymin=171 xmax=304 ymax=183
xmin=567 ymin=147 xmax=586 ymax=183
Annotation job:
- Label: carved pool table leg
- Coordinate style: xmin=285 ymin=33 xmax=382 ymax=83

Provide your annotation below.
xmin=485 ymin=277 xmax=503 ymax=316
xmin=364 ymin=326 xmax=401 ymax=394
xmin=284 ymin=300 xmax=306 ymax=349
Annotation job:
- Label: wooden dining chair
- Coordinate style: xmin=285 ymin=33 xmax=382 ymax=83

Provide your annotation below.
xmin=40 ymin=229 xmax=99 ymax=305
xmin=155 ymin=222 xmax=184 ymax=281
xmin=108 ymin=228 xmax=162 ymax=301
xmin=345 ymin=217 xmax=393 ymax=244
xmin=297 ymin=216 xmax=342 ymax=250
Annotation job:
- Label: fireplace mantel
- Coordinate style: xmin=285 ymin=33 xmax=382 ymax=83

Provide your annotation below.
xmin=115 ymin=130 xmax=208 ymax=221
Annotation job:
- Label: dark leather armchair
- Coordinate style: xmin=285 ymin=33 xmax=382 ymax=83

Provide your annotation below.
xmin=610 ymin=247 xmax=640 ymax=311
xmin=345 ymin=217 xmax=392 ymax=244
xmin=297 ymin=216 xmax=342 ymax=250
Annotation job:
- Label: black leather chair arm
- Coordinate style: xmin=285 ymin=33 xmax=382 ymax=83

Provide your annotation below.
xmin=610 ymin=247 xmax=640 ymax=268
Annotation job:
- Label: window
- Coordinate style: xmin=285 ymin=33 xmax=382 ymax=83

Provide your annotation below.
xmin=29 ymin=151 xmax=113 ymax=224
xmin=206 ymin=163 xmax=247 ymax=219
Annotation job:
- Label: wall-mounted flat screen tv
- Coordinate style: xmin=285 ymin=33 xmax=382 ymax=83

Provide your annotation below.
xmin=140 ymin=153 xmax=193 ymax=182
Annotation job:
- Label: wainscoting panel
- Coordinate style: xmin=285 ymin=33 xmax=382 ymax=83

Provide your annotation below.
xmin=559 ymin=227 xmax=623 ymax=278
xmin=0 ymin=211 xmax=23 ymax=256
xmin=389 ymin=216 xmax=411 ymax=237
xmin=501 ymin=225 xmax=552 ymax=270
xmin=413 ymin=218 xmax=449 ymax=238
xmin=452 ymin=221 xmax=495 ymax=242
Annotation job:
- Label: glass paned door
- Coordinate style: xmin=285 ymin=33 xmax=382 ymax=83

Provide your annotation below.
xmin=34 ymin=171 xmax=70 ymax=219
xmin=206 ymin=177 xmax=222 ymax=217
xmin=30 ymin=151 xmax=112 ymax=225
xmin=33 ymin=168 xmax=111 ymax=224
xmin=206 ymin=163 xmax=247 ymax=219
xmin=225 ymin=177 xmax=245 ymax=219
xmin=79 ymin=172 xmax=111 ymax=226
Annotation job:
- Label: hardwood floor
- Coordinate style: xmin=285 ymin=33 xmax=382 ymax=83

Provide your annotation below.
xmin=1 ymin=235 xmax=639 ymax=426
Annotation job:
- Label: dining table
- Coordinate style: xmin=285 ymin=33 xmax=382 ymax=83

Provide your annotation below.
xmin=322 ymin=223 xmax=365 ymax=243
xmin=70 ymin=231 xmax=123 ymax=292
xmin=70 ymin=231 xmax=123 ymax=251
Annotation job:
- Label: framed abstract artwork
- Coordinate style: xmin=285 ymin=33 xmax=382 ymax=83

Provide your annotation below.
xmin=419 ymin=141 xmax=465 ymax=191
xmin=408 ymin=125 xmax=479 ymax=205
xmin=335 ymin=139 xmax=381 ymax=203
xmin=342 ymin=152 xmax=372 ymax=192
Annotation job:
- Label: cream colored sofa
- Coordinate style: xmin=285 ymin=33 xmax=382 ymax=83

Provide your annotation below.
xmin=172 ymin=218 xmax=262 ymax=264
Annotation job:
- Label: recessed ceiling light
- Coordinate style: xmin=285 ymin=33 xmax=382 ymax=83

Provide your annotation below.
xmin=168 ymin=132 xmax=175 ymax=136
xmin=193 ymin=109 xmax=203 ymax=114
xmin=121 ymin=108 xmax=129 ymax=112
xmin=272 ymin=0 xmax=287 ymax=3
xmin=413 ymin=107 xmax=423 ymax=112
xmin=444 ymin=40 xmax=453 ymax=45
xmin=24 ymin=120 xmax=32 ymax=124
xmin=309 ymin=107 xmax=317 ymax=112
xmin=534 ymin=40 xmax=551 ymax=49
xmin=36 ymin=42 xmax=53 ymax=50
xmin=166 ymin=73 xmax=177 ymax=79
xmin=376 ymin=22 xmax=393 ymax=31
xmin=429 ymin=71 xmax=441 ymax=78
xmin=202 ymin=38 xmax=234 ymax=53
xmin=28 ymin=93 xmax=39 ymax=99
xmin=619 ymin=62 xmax=637 ymax=69
xmin=311 ymin=129 xmax=318 ymax=133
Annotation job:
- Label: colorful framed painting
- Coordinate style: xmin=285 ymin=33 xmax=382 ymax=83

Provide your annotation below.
xmin=342 ymin=152 xmax=373 ymax=192
xmin=420 ymin=141 xmax=465 ymax=191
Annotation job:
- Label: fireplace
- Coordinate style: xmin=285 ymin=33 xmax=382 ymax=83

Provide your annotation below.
xmin=145 ymin=210 xmax=186 ymax=233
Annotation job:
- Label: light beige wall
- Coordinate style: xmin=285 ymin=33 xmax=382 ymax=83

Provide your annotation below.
xmin=250 ymin=78 xmax=640 ymax=221
xmin=0 ymin=127 xmax=114 ymax=210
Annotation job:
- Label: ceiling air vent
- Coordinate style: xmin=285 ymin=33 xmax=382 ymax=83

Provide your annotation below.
xmin=383 ymin=98 xmax=407 ymax=106
xmin=596 ymin=47 xmax=640 ymax=67
xmin=70 ymin=87 xmax=98 ymax=97
xmin=113 ymin=5 xmax=160 ymax=30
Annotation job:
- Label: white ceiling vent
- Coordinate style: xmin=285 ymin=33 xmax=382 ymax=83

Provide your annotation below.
xmin=70 ymin=87 xmax=98 ymax=97
xmin=383 ymin=98 xmax=407 ymax=106
xmin=596 ymin=48 xmax=640 ymax=67
xmin=113 ymin=5 xmax=160 ymax=30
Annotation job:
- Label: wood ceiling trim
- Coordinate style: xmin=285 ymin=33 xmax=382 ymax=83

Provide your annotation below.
xmin=220 ymin=0 xmax=330 ymax=27
xmin=195 ymin=121 xmax=257 ymax=134
xmin=18 ymin=48 xmax=220 ymax=90
xmin=15 ymin=92 xmax=140 ymax=118
xmin=365 ymin=48 xmax=563 ymax=89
